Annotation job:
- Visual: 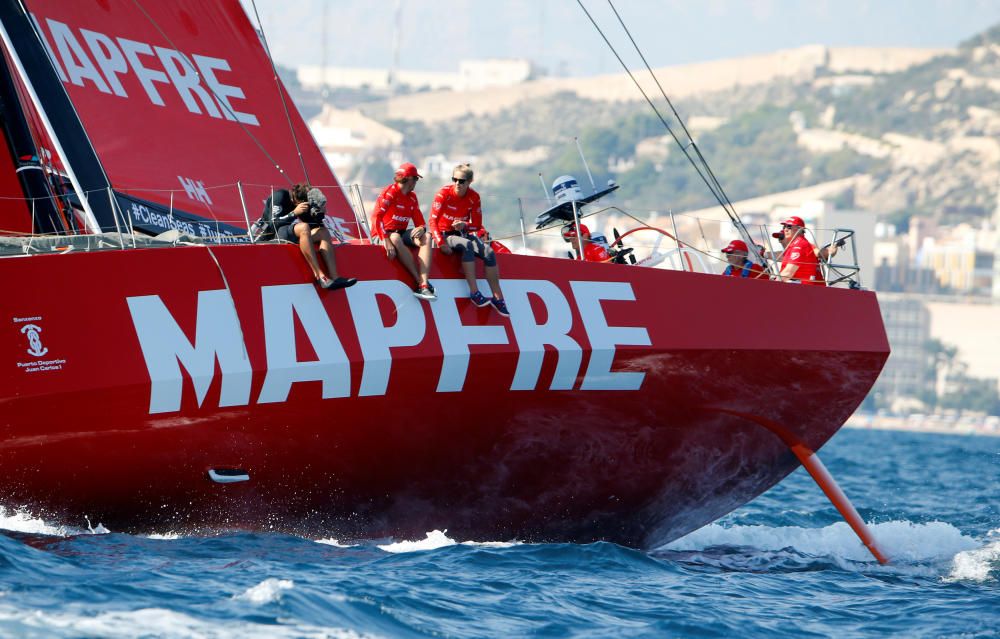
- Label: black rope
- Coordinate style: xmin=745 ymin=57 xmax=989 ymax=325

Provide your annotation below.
xmin=130 ymin=0 xmax=292 ymax=184
xmin=575 ymin=0 xmax=763 ymax=246
xmin=575 ymin=1 xmax=729 ymax=214
xmin=604 ymin=0 xmax=743 ymax=227
xmin=249 ymin=0 xmax=309 ymax=184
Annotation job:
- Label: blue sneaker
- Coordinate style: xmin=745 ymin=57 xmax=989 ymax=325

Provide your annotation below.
xmin=470 ymin=290 xmax=490 ymax=307
xmin=490 ymin=297 xmax=510 ymax=317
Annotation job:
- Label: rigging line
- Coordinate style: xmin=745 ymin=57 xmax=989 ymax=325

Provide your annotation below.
xmin=129 ymin=0 xmax=292 ymax=185
xmin=573 ymin=0 xmax=732 ymax=221
xmin=249 ymin=0 xmax=309 ymax=184
xmin=603 ymin=0 xmax=739 ymax=223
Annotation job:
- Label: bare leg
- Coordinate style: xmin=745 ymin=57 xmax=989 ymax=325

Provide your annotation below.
xmin=311 ymin=227 xmax=340 ymax=279
xmin=485 ymin=264 xmax=504 ymax=299
xmin=415 ymin=235 xmax=432 ymax=287
xmin=296 ymin=223 xmax=323 ymax=279
xmin=390 ymin=234 xmax=421 ymax=284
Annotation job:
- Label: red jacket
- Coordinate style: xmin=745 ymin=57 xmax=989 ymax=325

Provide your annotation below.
xmin=430 ymin=185 xmax=484 ymax=244
xmin=780 ymin=235 xmax=822 ymax=285
xmin=370 ymin=182 xmax=425 ymax=240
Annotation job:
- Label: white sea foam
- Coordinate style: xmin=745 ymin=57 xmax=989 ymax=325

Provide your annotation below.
xmin=235 ymin=578 xmax=294 ymax=604
xmin=377 ymin=530 xmax=522 ymax=553
xmin=0 ymin=506 xmax=88 ymax=537
xmin=662 ymin=520 xmax=980 ymax=564
xmin=144 ymin=532 xmax=183 ymax=540
xmin=0 ymin=605 xmax=375 ymax=638
xmin=315 ymin=538 xmax=355 ymax=547
xmin=378 ymin=529 xmax=456 ymax=553
xmin=945 ymin=529 xmax=1000 ymax=583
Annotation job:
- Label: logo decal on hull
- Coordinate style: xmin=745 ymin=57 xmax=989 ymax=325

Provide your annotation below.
xmin=21 ymin=323 xmax=48 ymax=357
xmin=12 ymin=316 xmax=66 ymax=373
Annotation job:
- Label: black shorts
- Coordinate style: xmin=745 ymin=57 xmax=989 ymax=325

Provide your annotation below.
xmin=388 ymin=228 xmax=423 ymax=248
xmin=277 ymin=220 xmax=321 ymax=243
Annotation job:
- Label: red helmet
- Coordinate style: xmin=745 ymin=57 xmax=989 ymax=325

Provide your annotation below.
xmin=561 ymin=223 xmax=590 ymax=240
xmin=721 ymin=239 xmax=748 ymax=254
xmin=394 ymin=162 xmax=422 ymax=179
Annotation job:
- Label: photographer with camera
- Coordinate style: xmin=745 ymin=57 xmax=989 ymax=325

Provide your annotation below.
xmin=276 ymin=183 xmax=357 ymax=290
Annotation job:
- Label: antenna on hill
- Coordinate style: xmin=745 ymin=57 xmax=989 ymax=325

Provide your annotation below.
xmin=574 ymin=137 xmax=597 ymax=193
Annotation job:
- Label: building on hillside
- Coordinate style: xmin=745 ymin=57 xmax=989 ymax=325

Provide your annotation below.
xmin=873 ymin=294 xmax=933 ymax=411
xmin=298 ymin=59 xmax=534 ymax=94
xmin=916 ymin=222 xmax=996 ymax=296
xmin=307 ymin=105 xmax=404 ymax=181
xmin=993 ymin=183 xmax=1000 ymax=300
xmin=421 ymin=154 xmax=480 ymax=182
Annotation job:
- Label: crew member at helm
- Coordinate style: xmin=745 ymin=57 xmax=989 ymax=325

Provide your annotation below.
xmin=562 ymin=223 xmax=611 ymax=262
xmin=774 ymin=215 xmax=822 ymax=285
xmin=721 ymin=239 xmax=766 ymax=278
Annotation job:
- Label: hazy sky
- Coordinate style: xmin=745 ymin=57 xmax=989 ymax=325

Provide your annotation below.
xmin=244 ymin=0 xmax=1000 ymax=76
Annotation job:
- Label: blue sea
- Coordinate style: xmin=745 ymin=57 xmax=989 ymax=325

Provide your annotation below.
xmin=0 ymin=428 xmax=996 ymax=638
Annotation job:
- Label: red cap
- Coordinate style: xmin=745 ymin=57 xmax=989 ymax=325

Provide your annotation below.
xmin=721 ymin=239 xmax=748 ymax=254
xmin=780 ymin=215 xmax=805 ymax=228
xmin=562 ymin=223 xmax=590 ymax=239
xmin=395 ymin=162 xmax=422 ymax=179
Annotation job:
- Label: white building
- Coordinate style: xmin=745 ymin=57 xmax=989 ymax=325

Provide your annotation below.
xmin=307 ymin=105 xmax=404 ymax=179
xmin=298 ymin=58 xmax=533 ymax=93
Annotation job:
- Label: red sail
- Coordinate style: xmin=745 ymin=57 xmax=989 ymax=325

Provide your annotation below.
xmin=22 ymin=0 xmax=360 ymax=238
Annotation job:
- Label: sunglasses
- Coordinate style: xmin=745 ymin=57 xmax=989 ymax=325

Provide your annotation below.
xmin=452 ymin=177 xmax=468 ymax=185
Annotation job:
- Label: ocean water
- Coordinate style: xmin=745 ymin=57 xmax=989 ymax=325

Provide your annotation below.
xmin=0 ymin=429 xmax=996 ymax=638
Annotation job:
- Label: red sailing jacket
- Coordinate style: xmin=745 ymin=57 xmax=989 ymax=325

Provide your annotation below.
xmin=370 ymin=182 xmax=425 ymax=240
xmin=430 ymin=185 xmax=484 ymax=244
xmin=780 ymin=235 xmax=822 ymax=285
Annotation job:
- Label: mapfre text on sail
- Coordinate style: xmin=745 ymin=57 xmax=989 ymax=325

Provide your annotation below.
xmin=31 ymin=16 xmax=259 ymax=126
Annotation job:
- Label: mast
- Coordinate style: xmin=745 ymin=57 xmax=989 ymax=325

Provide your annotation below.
xmin=0 ymin=0 xmax=120 ymax=233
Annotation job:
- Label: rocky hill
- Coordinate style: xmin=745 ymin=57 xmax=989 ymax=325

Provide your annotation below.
xmin=345 ymin=27 xmax=1000 ymax=232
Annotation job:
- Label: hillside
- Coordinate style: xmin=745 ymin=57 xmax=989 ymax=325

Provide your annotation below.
xmin=345 ymin=31 xmax=1000 ymax=233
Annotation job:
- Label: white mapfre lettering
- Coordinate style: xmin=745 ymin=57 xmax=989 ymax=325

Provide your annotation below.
xmin=504 ymin=279 xmax=581 ymax=391
xmin=36 ymin=17 xmax=259 ymax=126
xmin=126 ymin=279 xmax=649 ymax=414
xmin=428 ymin=280 xmax=509 ymax=393
xmin=570 ymin=281 xmax=652 ymax=391
xmin=347 ymin=280 xmax=426 ymax=396
xmin=126 ymin=290 xmax=252 ymax=414
xmin=257 ymin=284 xmax=350 ymax=403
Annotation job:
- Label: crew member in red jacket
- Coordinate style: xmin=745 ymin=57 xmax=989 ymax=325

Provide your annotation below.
xmin=775 ymin=216 xmax=822 ymax=285
xmin=562 ymin=223 xmax=611 ymax=262
xmin=721 ymin=239 xmax=766 ymax=278
xmin=371 ymin=162 xmax=435 ymax=300
xmin=430 ymin=163 xmax=508 ymax=317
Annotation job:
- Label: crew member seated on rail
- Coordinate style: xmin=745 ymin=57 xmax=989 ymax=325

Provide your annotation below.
xmin=562 ymin=223 xmax=611 ymax=262
xmin=721 ymin=239 xmax=766 ymax=278
xmin=275 ymin=183 xmax=357 ymax=291
xmin=371 ymin=162 xmax=436 ymax=301
xmin=773 ymin=216 xmax=822 ymax=285
xmin=430 ymin=163 xmax=509 ymax=317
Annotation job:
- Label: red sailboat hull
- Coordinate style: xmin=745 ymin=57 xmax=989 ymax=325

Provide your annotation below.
xmin=0 ymin=244 xmax=888 ymax=547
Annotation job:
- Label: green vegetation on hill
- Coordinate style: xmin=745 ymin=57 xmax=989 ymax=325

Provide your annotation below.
xmin=356 ymin=21 xmax=1000 ymax=232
